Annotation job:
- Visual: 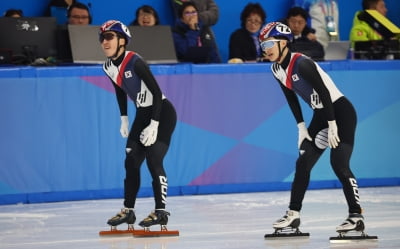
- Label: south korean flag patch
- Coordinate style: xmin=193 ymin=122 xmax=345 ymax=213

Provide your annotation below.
xmin=292 ymin=73 xmax=299 ymax=82
xmin=124 ymin=70 xmax=132 ymax=79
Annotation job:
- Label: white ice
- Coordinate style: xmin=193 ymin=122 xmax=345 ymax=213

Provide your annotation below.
xmin=0 ymin=186 xmax=399 ymax=249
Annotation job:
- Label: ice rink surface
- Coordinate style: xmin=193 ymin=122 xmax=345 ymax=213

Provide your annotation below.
xmin=0 ymin=186 xmax=399 ymax=249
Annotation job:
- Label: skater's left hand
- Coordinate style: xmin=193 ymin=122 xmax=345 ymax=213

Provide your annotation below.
xmin=328 ymin=120 xmax=340 ymax=148
xmin=120 ymin=116 xmax=129 ymax=138
xmin=297 ymin=122 xmax=312 ymax=149
xmin=140 ymin=119 xmax=159 ymax=146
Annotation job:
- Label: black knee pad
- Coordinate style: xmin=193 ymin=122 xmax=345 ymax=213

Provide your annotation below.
xmin=297 ymin=140 xmax=322 ymax=171
xmin=125 ymin=140 xmax=141 ymax=156
xmin=124 ymin=141 xmax=145 ymax=171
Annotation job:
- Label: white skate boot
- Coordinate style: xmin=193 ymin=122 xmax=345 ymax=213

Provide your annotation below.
xmin=336 ymin=213 xmax=364 ymax=233
xmin=330 ymin=213 xmax=378 ymax=242
xmin=273 ymin=210 xmax=300 ymax=229
xmin=265 ymin=210 xmax=309 ymax=238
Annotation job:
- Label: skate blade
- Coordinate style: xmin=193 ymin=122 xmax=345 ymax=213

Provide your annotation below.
xmin=99 ymin=225 xmax=135 ymax=236
xmin=133 ymin=228 xmax=179 ymax=237
xmin=330 ymin=234 xmax=378 ymax=243
xmin=99 ymin=229 xmax=135 ymax=236
xmin=265 ymin=232 xmax=310 ymax=239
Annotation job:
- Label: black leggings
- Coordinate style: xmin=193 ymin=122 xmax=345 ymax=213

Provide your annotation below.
xmin=289 ymin=97 xmax=362 ymax=214
xmin=123 ymin=99 xmax=177 ymax=209
xmin=124 ymin=141 xmax=169 ymax=209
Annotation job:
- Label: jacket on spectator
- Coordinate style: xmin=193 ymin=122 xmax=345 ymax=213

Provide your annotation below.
xmin=229 ymin=28 xmax=260 ymax=62
xmin=294 ymin=0 xmax=340 ymax=49
xmin=171 ymin=0 xmax=221 ymax=62
xmin=349 ymin=11 xmax=383 ymax=43
xmin=291 ymin=34 xmax=325 ymax=61
xmin=172 ymin=19 xmax=220 ymax=63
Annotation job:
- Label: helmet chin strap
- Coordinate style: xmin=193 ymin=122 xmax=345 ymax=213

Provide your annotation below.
xmin=276 ymin=41 xmax=288 ymax=63
xmin=109 ymin=39 xmax=125 ymax=60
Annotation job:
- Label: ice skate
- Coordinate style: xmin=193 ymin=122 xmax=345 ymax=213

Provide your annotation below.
xmin=138 ymin=209 xmax=170 ymax=227
xmin=336 ymin=213 xmax=364 ymax=233
xmin=107 ymin=207 xmax=136 ymax=226
xmin=330 ymin=213 xmax=378 ymax=242
xmin=273 ymin=210 xmax=301 ymax=229
xmin=133 ymin=210 xmax=179 ymax=237
xmin=265 ymin=210 xmax=309 ymax=239
xmin=99 ymin=208 xmax=136 ymax=236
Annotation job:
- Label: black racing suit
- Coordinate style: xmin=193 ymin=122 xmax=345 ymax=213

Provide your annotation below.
xmin=271 ymin=52 xmax=361 ymax=214
xmin=103 ymin=51 xmax=177 ymax=210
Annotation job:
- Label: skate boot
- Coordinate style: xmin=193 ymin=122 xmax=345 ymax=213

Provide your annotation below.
xmin=336 ymin=213 xmax=364 ymax=233
xmin=273 ymin=210 xmax=301 ymax=229
xmin=265 ymin=210 xmax=309 ymax=238
xmin=139 ymin=209 xmax=170 ymax=228
xmin=107 ymin=208 xmax=136 ymax=227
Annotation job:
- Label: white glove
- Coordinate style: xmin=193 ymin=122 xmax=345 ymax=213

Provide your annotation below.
xmin=140 ymin=119 xmax=159 ymax=146
xmin=120 ymin=116 xmax=129 ymax=138
xmin=328 ymin=120 xmax=340 ymax=148
xmin=297 ymin=122 xmax=312 ymax=149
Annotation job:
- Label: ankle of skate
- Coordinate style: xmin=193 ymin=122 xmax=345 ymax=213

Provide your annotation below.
xmin=139 ymin=210 xmax=170 ymax=227
xmin=336 ymin=213 xmax=364 ymax=232
xmin=273 ymin=210 xmax=300 ymax=229
xmin=107 ymin=208 xmax=136 ymax=227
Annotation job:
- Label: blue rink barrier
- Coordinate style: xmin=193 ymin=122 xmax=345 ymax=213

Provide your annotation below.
xmin=0 ymin=60 xmax=399 ymax=204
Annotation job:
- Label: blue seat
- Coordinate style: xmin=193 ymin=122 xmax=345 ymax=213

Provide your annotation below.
xmin=50 ymin=6 xmax=68 ymax=25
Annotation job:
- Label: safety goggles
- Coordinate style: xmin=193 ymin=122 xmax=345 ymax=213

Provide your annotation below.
xmin=99 ymin=33 xmax=117 ymax=43
xmin=260 ymin=39 xmax=281 ymax=50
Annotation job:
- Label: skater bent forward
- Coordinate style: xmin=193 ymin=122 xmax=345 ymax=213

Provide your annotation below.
xmin=99 ymin=20 xmax=177 ymax=229
xmin=259 ymin=22 xmax=365 ymax=234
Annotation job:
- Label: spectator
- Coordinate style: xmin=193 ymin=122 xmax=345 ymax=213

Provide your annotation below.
xmin=67 ymin=2 xmax=92 ymax=25
xmin=4 ymin=9 xmax=23 ymax=17
xmin=172 ymin=1 xmax=220 ymax=63
xmin=294 ymin=0 xmax=340 ymax=49
xmin=171 ymin=0 xmax=221 ymax=62
xmin=131 ymin=5 xmax=160 ymax=26
xmin=349 ymin=0 xmax=388 ymax=42
xmin=349 ymin=0 xmax=399 ymax=59
xmin=228 ymin=2 xmax=267 ymax=63
xmin=285 ymin=7 xmax=324 ymax=61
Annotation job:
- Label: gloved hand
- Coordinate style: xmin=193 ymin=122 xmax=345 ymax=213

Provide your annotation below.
xmin=328 ymin=120 xmax=340 ymax=148
xmin=140 ymin=119 xmax=159 ymax=146
xmin=297 ymin=122 xmax=312 ymax=149
xmin=120 ymin=116 xmax=129 ymax=138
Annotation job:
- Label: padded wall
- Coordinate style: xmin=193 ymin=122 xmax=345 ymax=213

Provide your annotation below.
xmin=0 ymin=61 xmax=399 ymax=204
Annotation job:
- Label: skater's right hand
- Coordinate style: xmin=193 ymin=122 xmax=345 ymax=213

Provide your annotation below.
xmin=120 ymin=116 xmax=129 ymax=138
xmin=140 ymin=119 xmax=159 ymax=146
xmin=328 ymin=120 xmax=340 ymax=149
xmin=297 ymin=122 xmax=312 ymax=149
